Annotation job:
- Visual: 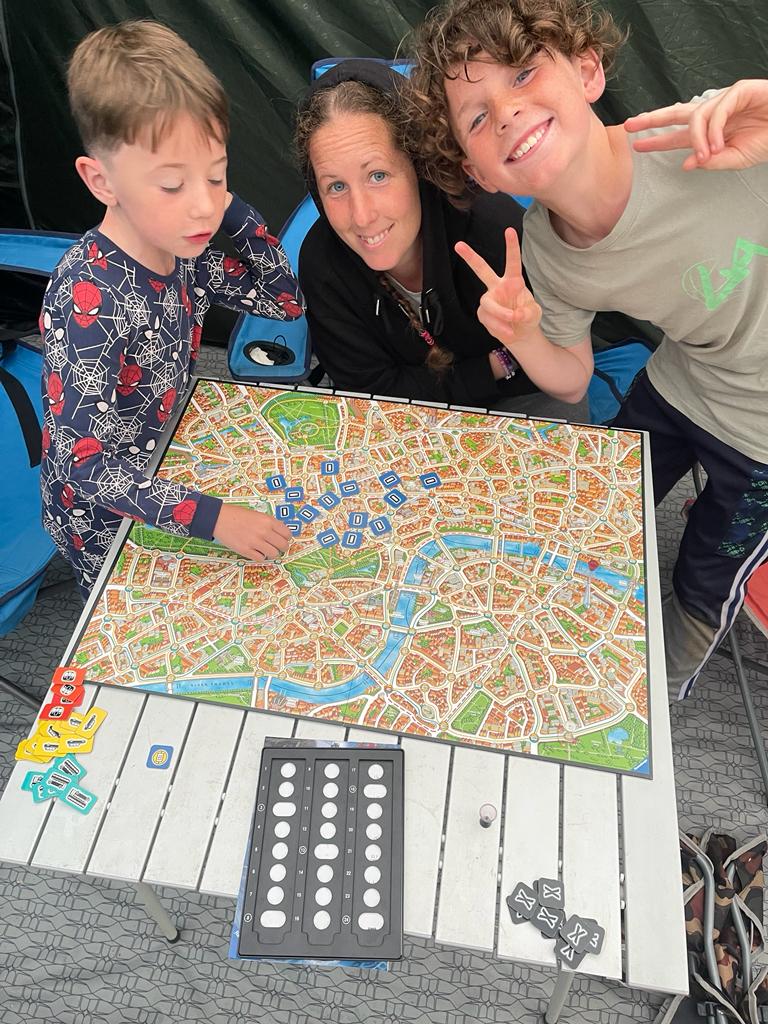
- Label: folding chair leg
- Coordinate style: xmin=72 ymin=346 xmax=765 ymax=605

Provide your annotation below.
xmin=0 ymin=673 xmax=39 ymax=710
xmin=729 ymin=625 xmax=768 ymax=803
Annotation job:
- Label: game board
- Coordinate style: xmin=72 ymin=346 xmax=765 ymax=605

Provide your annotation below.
xmin=69 ymin=378 xmax=652 ymax=775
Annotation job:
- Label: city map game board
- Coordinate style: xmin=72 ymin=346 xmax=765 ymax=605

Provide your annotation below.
xmin=70 ymin=378 xmax=652 ymax=776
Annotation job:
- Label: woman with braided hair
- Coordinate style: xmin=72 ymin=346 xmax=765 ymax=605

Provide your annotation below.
xmin=296 ymin=59 xmax=590 ymax=417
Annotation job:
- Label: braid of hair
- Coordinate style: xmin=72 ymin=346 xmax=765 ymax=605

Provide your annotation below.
xmin=377 ymin=275 xmax=454 ymax=376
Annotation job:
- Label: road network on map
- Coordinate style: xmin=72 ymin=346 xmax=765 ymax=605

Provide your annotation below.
xmin=73 ymin=379 xmax=650 ymax=774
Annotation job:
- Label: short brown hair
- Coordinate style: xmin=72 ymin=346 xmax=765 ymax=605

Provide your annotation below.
xmin=407 ymin=0 xmax=625 ymax=199
xmin=68 ymin=20 xmax=229 ymax=153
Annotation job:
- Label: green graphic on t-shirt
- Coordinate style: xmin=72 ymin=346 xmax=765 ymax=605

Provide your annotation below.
xmin=685 ymin=238 xmax=768 ymax=311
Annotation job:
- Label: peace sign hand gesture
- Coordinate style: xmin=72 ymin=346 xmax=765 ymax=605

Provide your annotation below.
xmin=455 ymin=227 xmax=542 ymax=349
xmin=625 ymin=79 xmax=768 ymax=171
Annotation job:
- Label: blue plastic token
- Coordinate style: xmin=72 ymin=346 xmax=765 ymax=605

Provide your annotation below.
xmin=348 ymin=511 xmax=368 ymax=528
xmin=321 ymin=460 xmax=339 ymax=475
xmin=317 ymin=491 xmax=341 ymax=510
xmin=147 ymin=744 xmax=174 ymax=769
xmin=369 ymin=517 xmax=392 ymax=535
xmin=384 ymin=489 xmax=407 ymax=508
xmin=286 ymin=520 xmax=303 ymax=536
xmin=379 ymin=471 xmax=401 ymax=488
xmin=284 ymin=486 xmax=304 ymax=502
xmin=339 ymin=480 xmax=360 ymax=496
xmin=318 ymin=529 xmax=340 ymax=548
xmin=266 ymin=475 xmax=287 ymax=491
xmin=420 ymin=472 xmax=442 ymax=489
xmin=275 ymin=503 xmax=295 ymax=520
xmin=298 ymin=505 xmax=320 ymax=522
xmin=341 ymin=530 xmax=363 ymax=549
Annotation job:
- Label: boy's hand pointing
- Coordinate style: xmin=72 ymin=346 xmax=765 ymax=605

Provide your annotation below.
xmin=213 ymin=504 xmax=292 ymax=562
xmin=625 ymin=79 xmax=768 ymax=171
xmin=455 ymin=227 xmax=542 ymax=350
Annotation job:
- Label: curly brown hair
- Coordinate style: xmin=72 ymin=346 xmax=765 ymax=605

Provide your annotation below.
xmin=295 ymin=75 xmax=454 ymax=377
xmin=406 ymin=0 xmax=625 ymax=200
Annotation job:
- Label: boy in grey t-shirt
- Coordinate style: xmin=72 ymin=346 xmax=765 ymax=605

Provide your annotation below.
xmin=409 ymin=0 xmax=768 ymax=695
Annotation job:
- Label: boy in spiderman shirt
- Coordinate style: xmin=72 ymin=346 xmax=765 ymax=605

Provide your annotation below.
xmin=41 ymin=21 xmax=303 ymax=597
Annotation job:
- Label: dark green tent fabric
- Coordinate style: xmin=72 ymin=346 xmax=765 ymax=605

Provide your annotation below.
xmin=1 ymin=0 xmax=766 ymax=234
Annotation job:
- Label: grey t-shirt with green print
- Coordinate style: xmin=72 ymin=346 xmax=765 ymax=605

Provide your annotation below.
xmin=522 ymin=101 xmax=768 ymax=463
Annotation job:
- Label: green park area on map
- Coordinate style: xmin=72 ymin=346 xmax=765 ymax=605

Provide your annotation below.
xmin=73 ymin=379 xmax=651 ymax=775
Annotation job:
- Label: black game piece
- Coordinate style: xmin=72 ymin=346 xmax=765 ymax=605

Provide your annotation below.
xmin=535 ymin=877 xmax=565 ymax=910
xmin=236 ymin=739 xmax=404 ymax=960
xmin=533 ymin=903 xmax=564 ymax=939
xmin=560 ymin=914 xmax=594 ymax=953
xmin=555 ymin=936 xmax=587 ymax=969
xmin=505 ymin=895 xmax=528 ymax=924
xmin=507 ymin=881 xmax=538 ymax=920
xmin=582 ymin=918 xmax=606 ymax=955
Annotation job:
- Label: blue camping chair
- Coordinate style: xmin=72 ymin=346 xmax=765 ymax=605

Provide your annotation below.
xmin=0 ymin=229 xmax=78 ymax=709
xmin=227 ymin=195 xmax=320 ymax=384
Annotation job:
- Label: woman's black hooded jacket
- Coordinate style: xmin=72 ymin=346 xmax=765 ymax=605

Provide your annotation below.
xmin=297 ymin=59 xmax=539 ymax=407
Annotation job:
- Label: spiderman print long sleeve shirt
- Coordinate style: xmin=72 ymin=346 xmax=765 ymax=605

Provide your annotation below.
xmin=40 ymin=194 xmax=302 ymax=590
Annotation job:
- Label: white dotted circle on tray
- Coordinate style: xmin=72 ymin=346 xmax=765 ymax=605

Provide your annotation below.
xmin=364 ymin=783 xmax=387 ymax=799
xmin=365 ymin=844 xmax=382 ymax=862
xmin=274 ymin=821 xmax=290 ymax=839
xmin=314 ymin=910 xmax=331 ymax=930
xmin=363 ymin=888 xmax=381 ymax=908
xmin=320 ymin=822 xmax=336 ymax=840
xmin=366 ymin=823 xmax=382 ymax=841
xmin=270 ymin=864 xmax=287 ymax=883
xmin=278 ymin=781 xmax=294 ymax=798
xmin=321 ymin=802 xmax=337 ymax=819
xmin=280 ymin=762 xmax=297 ymax=779
xmin=267 ymin=886 xmax=284 ymax=906
xmin=317 ymin=864 xmax=334 ymax=884
xmin=358 ymin=912 xmax=384 ymax=931
xmin=272 ymin=842 xmax=289 ymax=860
xmin=324 ymin=763 xmax=340 ymax=779
xmin=364 ymin=865 xmax=381 ymax=884
xmin=315 ymin=887 xmax=332 ymax=907
xmin=367 ymin=803 xmax=383 ymax=820
xmin=367 ymin=763 xmax=384 ymax=780
xmin=323 ymin=782 xmax=339 ymax=799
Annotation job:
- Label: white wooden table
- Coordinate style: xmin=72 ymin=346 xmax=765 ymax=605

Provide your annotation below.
xmin=0 ymin=433 xmax=689 ymax=1018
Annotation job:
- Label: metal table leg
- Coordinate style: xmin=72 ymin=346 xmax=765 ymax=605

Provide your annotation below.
xmin=544 ymin=968 xmax=575 ymax=1024
xmin=135 ymin=881 xmax=180 ymax=942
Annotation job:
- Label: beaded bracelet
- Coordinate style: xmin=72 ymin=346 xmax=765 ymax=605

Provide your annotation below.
xmin=493 ymin=346 xmax=518 ymax=380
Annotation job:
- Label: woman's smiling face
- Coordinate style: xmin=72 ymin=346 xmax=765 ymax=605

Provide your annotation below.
xmin=310 ymin=111 xmax=423 ymax=286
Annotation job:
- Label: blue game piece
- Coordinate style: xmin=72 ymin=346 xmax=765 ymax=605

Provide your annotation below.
xmin=369 ymin=516 xmax=392 ymax=535
xmin=298 ymin=505 xmax=320 ymax=523
xmin=286 ymin=520 xmax=303 ymax=536
xmin=341 ymin=530 xmax=363 ymax=549
xmin=318 ymin=529 xmax=340 ymax=548
xmin=384 ymin=488 xmax=408 ymax=508
xmin=284 ymin=486 xmax=304 ymax=502
xmin=379 ymin=471 xmax=401 ymax=488
xmin=420 ymin=472 xmax=442 ymax=489
xmin=339 ymin=480 xmax=360 ymax=496
xmin=317 ymin=491 xmax=341 ymax=510
xmin=348 ymin=511 xmax=369 ymax=528
xmin=266 ymin=474 xmax=287 ymax=491
xmin=275 ymin=503 xmax=295 ymax=520
xmin=321 ymin=459 xmax=339 ymax=476
xmin=147 ymin=744 xmax=174 ymax=769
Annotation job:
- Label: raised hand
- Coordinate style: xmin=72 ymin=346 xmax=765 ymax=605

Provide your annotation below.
xmin=455 ymin=227 xmax=541 ymax=349
xmin=213 ymin=504 xmax=293 ymax=562
xmin=625 ymin=79 xmax=768 ymax=171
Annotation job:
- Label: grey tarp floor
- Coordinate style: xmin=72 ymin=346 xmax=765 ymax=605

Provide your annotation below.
xmin=1 ymin=343 xmax=767 ymax=1024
